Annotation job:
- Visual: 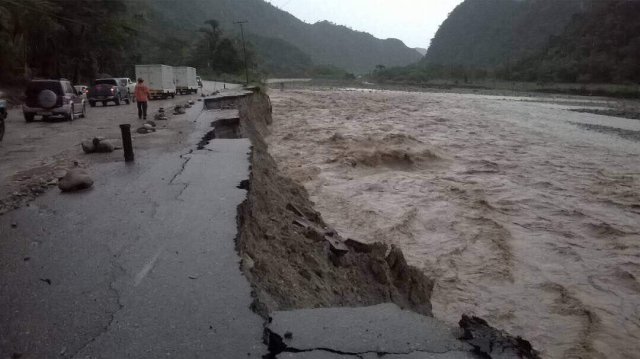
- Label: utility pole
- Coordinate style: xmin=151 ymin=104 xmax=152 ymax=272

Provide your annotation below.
xmin=234 ymin=21 xmax=249 ymax=86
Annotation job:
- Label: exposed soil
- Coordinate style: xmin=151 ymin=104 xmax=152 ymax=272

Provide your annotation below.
xmin=264 ymin=88 xmax=640 ymax=359
xmin=234 ymin=91 xmax=541 ymax=358
xmin=235 ymin=93 xmax=435 ymax=317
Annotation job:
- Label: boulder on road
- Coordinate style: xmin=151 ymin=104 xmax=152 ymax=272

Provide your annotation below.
xmin=82 ymin=138 xmax=115 ymax=154
xmin=58 ymin=169 xmax=93 ymax=192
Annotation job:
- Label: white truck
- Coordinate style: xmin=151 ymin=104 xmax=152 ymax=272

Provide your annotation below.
xmin=135 ymin=64 xmax=176 ymax=99
xmin=174 ymin=66 xmax=199 ymax=95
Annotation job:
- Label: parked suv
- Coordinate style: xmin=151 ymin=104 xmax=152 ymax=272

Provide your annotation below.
xmin=87 ymin=78 xmax=131 ymax=107
xmin=22 ymin=79 xmax=86 ymax=122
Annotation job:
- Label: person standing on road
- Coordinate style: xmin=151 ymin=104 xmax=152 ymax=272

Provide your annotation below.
xmin=134 ymin=78 xmax=151 ymax=120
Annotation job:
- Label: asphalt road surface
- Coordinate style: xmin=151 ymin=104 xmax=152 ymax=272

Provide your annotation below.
xmin=0 ymin=82 xmax=266 ymax=358
xmin=0 ymin=81 xmax=240 ymax=212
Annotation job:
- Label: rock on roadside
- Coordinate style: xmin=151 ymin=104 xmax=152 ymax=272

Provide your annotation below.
xmin=58 ymin=169 xmax=93 ymax=192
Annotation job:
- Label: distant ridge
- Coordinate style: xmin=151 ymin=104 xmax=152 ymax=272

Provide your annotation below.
xmin=414 ymin=48 xmax=428 ymax=56
xmin=151 ymin=0 xmax=423 ymax=74
xmin=423 ymin=0 xmax=586 ymax=68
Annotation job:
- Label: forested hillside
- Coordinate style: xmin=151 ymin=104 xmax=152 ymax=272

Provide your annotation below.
xmin=375 ymin=0 xmax=639 ymax=87
xmin=504 ymin=0 xmax=640 ymax=83
xmin=150 ymin=0 xmax=422 ymax=74
xmin=0 ymin=0 xmax=250 ymax=83
xmin=423 ymin=0 xmax=586 ymax=68
xmin=0 ymin=0 xmax=421 ymax=85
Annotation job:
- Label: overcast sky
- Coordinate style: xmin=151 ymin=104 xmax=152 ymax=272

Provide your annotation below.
xmin=266 ymin=0 xmax=464 ymax=49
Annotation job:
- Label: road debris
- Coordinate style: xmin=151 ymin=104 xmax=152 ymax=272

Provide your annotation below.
xmin=154 ymin=113 xmax=168 ymax=121
xmin=174 ymin=105 xmax=186 ymax=115
xmin=136 ymin=126 xmax=156 ymax=134
xmin=81 ymin=138 xmax=115 ymax=154
xmin=58 ymin=166 xmax=93 ymax=192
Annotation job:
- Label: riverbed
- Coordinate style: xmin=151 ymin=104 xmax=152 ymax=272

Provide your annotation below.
xmin=266 ymin=88 xmax=640 ymax=359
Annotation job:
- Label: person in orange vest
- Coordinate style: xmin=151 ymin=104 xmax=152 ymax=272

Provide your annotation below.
xmin=134 ymin=78 xmax=151 ymax=120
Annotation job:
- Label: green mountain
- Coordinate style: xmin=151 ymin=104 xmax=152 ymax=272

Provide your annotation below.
xmin=423 ymin=0 xmax=586 ymax=68
xmin=507 ymin=0 xmax=640 ymax=83
xmin=149 ymin=0 xmax=422 ymax=74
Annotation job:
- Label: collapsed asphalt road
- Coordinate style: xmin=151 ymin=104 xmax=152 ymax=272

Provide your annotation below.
xmin=1 ymin=85 xmax=543 ymax=359
xmin=0 ymin=87 xmax=266 ymax=358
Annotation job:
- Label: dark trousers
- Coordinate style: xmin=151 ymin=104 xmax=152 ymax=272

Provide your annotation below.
xmin=137 ymin=101 xmax=148 ymax=119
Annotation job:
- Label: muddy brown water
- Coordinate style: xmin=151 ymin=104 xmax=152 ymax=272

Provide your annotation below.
xmin=266 ymin=88 xmax=640 ymax=359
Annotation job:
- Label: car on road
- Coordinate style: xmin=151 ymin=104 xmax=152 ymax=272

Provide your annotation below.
xmin=117 ymin=78 xmax=136 ymax=102
xmin=87 ymin=78 xmax=131 ymax=107
xmin=0 ymin=99 xmax=7 ymax=141
xmin=22 ymin=79 xmax=87 ymax=122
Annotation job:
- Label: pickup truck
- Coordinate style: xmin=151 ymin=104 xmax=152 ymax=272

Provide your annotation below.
xmin=87 ymin=78 xmax=131 ymax=107
xmin=117 ymin=78 xmax=136 ymax=102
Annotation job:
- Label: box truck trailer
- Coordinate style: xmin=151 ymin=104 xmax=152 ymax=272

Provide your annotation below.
xmin=135 ymin=64 xmax=176 ymax=99
xmin=174 ymin=67 xmax=199 ymax=95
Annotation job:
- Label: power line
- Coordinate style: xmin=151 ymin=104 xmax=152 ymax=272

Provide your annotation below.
xmin=233 ymin=20 xmax=249 ymax=85
xmin=0 ymin=0 xmax=89 ymax=26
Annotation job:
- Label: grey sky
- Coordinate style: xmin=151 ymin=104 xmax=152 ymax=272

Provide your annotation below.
xmin=266 ymin=0 xmax=464 ymax=49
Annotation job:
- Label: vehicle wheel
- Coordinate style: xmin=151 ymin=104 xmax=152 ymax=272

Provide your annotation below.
xmin=24 ymin=113 xmax=35 ymax=123
xmin=114 ymin=95 xmax=121 ymax=106
xmin=102 ymin=101 xmax=107 ymax=107
xmin=0 ymin=120 xmax=5 ymax=142
xmin=171 ymin=93 xmax=175 ymax=98
xmin=80 ymin=104 xmax=86 ymax=118
xmin=68 ymin=106 xmax=75 ymax=121
xmin=125 ymin=95 xmax=130 ymax=105
xmin=37 ymin=90 xmax=58 ymax=109
xmin=89 ymin=100 xmax=96 ymax=107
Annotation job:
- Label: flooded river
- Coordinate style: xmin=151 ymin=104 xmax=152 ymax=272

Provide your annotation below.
xmin=266 ymin=88 xmax=640 ymax=358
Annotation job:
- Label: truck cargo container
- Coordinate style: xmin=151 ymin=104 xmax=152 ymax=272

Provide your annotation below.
xmin=135 ymin=64 xmax=176 ymax=99
xmin=174 ymin=66 xmax=199 ymax=95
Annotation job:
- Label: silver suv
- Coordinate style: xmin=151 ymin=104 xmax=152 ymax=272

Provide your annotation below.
xmin=22 ymin=79 xmax=86 ymax=122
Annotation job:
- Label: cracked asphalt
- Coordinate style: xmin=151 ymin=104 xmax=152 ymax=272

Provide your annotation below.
xmin=267 ymin=304 xmax=474 ymax=359
xmin=0 ymin=89 xmax=266 ymax=358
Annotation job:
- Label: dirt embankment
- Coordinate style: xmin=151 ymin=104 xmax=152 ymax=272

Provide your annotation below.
xmin=234 ymin=92 xmax=434 ymax=317
xmin=233 ymin=92 xmax=540 ymax=358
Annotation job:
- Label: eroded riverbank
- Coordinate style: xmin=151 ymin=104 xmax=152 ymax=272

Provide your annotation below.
xmin=265 ymin=88 xmax=640 ymax=358
xmin=233 ymin=91 xmax=540 ymax=358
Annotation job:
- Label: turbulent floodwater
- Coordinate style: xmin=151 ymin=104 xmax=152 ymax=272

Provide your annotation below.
xmin=266 ymin=88 xmax=640 ymax=359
